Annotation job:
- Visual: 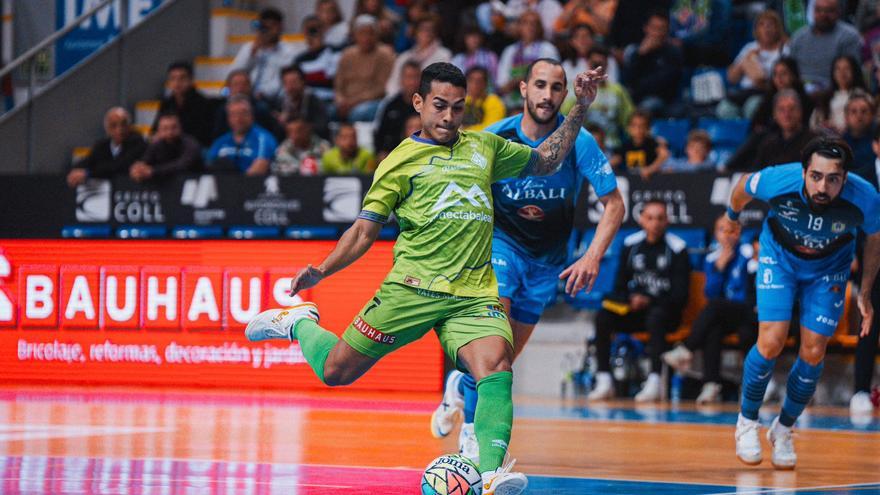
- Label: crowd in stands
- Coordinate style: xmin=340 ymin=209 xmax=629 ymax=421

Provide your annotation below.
xmin=63 ymin=0 xmax=880 ymax=409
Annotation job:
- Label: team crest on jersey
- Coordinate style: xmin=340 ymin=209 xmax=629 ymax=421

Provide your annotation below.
xmin=831 ymin=221 xmax=846 ymax=233
xmin=633 ymin=254 xmax=646 ymax=270
xmin=517 ymin=205 xmax=545 ymax=221
xmin=471 ymin=151 xmax=488 ymax=169
xmin=656 ymin=254 xmax=668 ymax=270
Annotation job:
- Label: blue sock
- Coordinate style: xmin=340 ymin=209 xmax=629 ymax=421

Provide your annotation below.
xmin=459 ymin=373 xmax=477 ymax=424
xmin=779 ymin=357 xmax=824 ymax=427
xmin=740 ymin=345 xmax=777 ymax=420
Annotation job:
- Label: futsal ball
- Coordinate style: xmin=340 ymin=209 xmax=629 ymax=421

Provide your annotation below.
xmin=421 ymin=454 xmax=482 ymax=495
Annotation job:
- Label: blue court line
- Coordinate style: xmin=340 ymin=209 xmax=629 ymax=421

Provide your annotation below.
xmin=514 ymin=404 xmax=880 ymax=433
xmin=528 ymin=477 xmax=880 ymax=494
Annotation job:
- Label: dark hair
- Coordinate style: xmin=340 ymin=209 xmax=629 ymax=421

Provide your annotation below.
xmin=643 ymin=199 xmax=668 ymax=210
xmin=801 ymin=135 xmax=854 ymax=171
xmin=281 ymin=65 xmax=305 ymax=79
xmin=418 ymin=62 xmax=466 ymax=97
xmin=167 ymin=60 xmax=193 ymax=77
xmin=156 ymin=111 xmax=180 ymax=122
xmin=524 ymin=58 xmax=567 ymax=86
xmin=401 ymin=59 xmax=422 ymax=74
xmin=629 ymin=109 xmax=652 ymax=125
xmin=259 ymin=7 xmax=283 ymax=23
xmin=465 ymin=65 xmax=489 ymax=80
xmin=585 ymin=122 xmax=605 ymax=136
xmin=830 ymin=55 xmax=865 ymax=92
xmin=455 ymin=25 xmax=484 ymax=53
xmin=873 ymin=124 xmax=880 ymax=143
xmin=560 ymin=24 xmax=595 ymax=63
xmin=302 ymin=15 xmax=321 ymax=35
xmin=587 ymin=44 xmax=610 ymax=60
xmin=645 ymin=9 xmax=670 ymax=25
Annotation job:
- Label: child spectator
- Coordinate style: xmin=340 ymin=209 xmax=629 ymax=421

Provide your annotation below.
xmin=451 ymin=26 xmax=499 ymax=87
xmin=663 ymin=129 xmax=716 ymax=173
xmin=611 ymin=111 xmax=669 ymax=180
xmin=462 ymin=66 xmax=506 ymax=131
xmin=321 ymin=124 xmax=377 ymax=175
xmin=273 ymin=118 xmax=330 ymax=176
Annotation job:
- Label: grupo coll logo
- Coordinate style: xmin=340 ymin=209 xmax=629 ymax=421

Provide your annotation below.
xmin=75 ymin=180 xmax=111 ymax=222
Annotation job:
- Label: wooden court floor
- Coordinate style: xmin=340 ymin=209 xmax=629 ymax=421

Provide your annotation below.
xmin=0 ymin=385 xmax=877 ymax=494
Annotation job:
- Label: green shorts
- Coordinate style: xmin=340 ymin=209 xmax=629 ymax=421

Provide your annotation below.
xmin=342 ymin=281 xmax=513 ymax=368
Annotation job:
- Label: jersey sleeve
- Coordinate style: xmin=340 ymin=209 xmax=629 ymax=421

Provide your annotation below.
xmin=743 ymin=163 xmax=801 ymax=201
xmin=359 ymin=158 xmax=403 ymax=224
xmin=862 ymin=189 xmax=880 ymax=234
xmin=574 ymin=128 xmax=617 ymax=197
xmin=482 ymin=131 xmax=536 ymax=182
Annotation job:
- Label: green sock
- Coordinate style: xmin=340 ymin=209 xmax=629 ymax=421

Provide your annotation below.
xmin=292 ymin=319 xmax=339 ymax=385
xmin=474 ymin=371 xmax=513 ymax=473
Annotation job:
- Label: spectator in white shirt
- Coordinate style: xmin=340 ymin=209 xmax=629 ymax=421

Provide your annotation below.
xmin=230 ymin=8 xmax=296 ymax=106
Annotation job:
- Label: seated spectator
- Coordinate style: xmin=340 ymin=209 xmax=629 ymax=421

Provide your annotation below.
xmin=273 ymin=117 xmax=331 ymax=176
xmin=386 ymin=15 xmax=451 ymax=96
xmin=842 ymin=90 xmax=878 ymax=171
xmin=669 ymin=0 xmax=732 ymax=68
xmin=611 ymin=111 xmax=669 ymax=180
xmin=662 ymin=129 xmax=715 ymax=173
xmin=750 ymin=57 xmax=812 ymax=133
xmin=587 ymin=200 xmax=690 ymax=402
xmin=292 ymin=15 xmax=340 ymax=104
xmin=374 ymin=60 xmax=421 ymax=160
xmin=727 ymin=89 xmax=817 ymax=171
xmin=787 ymin=0 xmax=862 ymax=93
xmin=451 ymin=26 xmax=499 ymax=88
xmin=724 ymin=11 xmax=787 ymax=117
xmin=152 ymin=61 xmax=215 ymax=147
xmin=215 ymin=70 xmax=283 ymax=140
xmin=485 ymin=0 xmax=563 ymax=42
xmin=568 ymin=45 xmax=633 ymax=150
xmin=334 ymin=15 xmax=395 ymax=122
xmin=810 ymin=55 xmax=867 ymax=133
xmin=321 ymin=123 xmax=377 ymax=175
xmin=622 ymin=11 xmax=684 ymax=117
xmin=496 ymin=11 xmax=560 ymax=109
xmin=607 ymin=0 xmax=674 ymax=58
xmin=66 ymin=107 xmax=146 ymax=187
xmin=229 ymin=8 xmax=296 ymax=106
xmin=403 ymin=114 xmax=422 ymax=139
xmin=462 ymin=66 xmax=505 ymax=132
xmin=663 ymin=217 xmax=759 ymax=405
xmin=277 ymin=65 xmax=329 ymax=140
xmin=130 ymin=113 xmax=202 ymax=182
xmin=353 ymin=0 xmax=402 ymax=46
xmin=561 ymin=24 xmax=620 ymax=86
xmin=316 ymin=0 xmax=349 ymax=48
xmin=207 ymin=95 xmax=277 ymax=176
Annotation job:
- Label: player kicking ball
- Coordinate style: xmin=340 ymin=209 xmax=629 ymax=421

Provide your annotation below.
xmin=430 ymin=58 xmax=625 ymax=462
xmin=245 ymin=62 xmax=605 ymax=495
xmin=724 ymin=137 xmax=880 ymax=469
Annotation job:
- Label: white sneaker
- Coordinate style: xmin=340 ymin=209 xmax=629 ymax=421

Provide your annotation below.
xmin=767 ymin=417 xmax=796 ymax=470
xmin=735 ymin=414 xmax=763 ymax=466
xmin=662 ymin=345 xmax=694 ymax=373
xmin=586 ymin=372 xmax=614 ymax=401
xmin=850 ymin=391 xmax=874 ymax=415
xmin=458 ymin=422 xmax=479 ymax=464
xmin=430 ymin=370 xmax=464 ymax=438
xmin=245 ymin=303 xmax=320 ymax=342
xmin=634 ymin=373 xmax=661 ymax=403
xmin=696 ymin=382 xmax=723 ymax=405
xmin=481 ymin=458 xmax=528 ymax=495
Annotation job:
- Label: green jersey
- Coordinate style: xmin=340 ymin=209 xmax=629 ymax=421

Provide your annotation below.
xmin=360 ymin=130 xmax=534 ymax=297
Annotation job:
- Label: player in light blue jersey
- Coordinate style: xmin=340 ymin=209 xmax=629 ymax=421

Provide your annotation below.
xmin=430 ymin=58 xmax=626 ymax=461
xmin=724 ymin=136 xmax=880 ymax=470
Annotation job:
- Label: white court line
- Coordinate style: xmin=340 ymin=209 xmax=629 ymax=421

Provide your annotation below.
xmin=0 ymin=423 xmax=174 ymax=442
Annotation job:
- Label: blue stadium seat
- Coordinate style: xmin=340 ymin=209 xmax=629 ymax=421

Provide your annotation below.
xmin=284 ymin=226 xmax=339 ymax=240
xmin=651 ymin=119 xmax=691 ymax=156
xmin=61 ymin=224 xmax=111 ymax=239
xmin=228 ymin=226 xmax=280 ymax=239
xmin=564 ymin=227 xmax=638 ymax=310
xmin=698 ymin=118 xmax=750 ymax=149
xmin=172 ymin=226 xmax=224 ymax=239
xmin=668 ymin=227 xmax=708 ymax=271
xmin=116 ymin=225 xmax=167 ymax=239
xmin=378 ymin=226 xmax=399 ymax=240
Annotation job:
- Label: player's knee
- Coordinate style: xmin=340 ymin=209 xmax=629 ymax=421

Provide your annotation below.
xmin=799 ymin=342 xmax=826 ymax=365
xmin=471 ymin=356 xmax=512 ymax=381
xmin=757 ymin=334 xmax=786 ymax=358
xmin=322 ymin=364 xmax=358 ymax=387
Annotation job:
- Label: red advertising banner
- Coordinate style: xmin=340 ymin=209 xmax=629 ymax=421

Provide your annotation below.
xmin=0 ymin=240 xmax=444 ymax=392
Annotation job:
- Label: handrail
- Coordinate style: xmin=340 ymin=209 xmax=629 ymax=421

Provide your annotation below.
xmin=0 ymin=0 xmax=115 ymax=80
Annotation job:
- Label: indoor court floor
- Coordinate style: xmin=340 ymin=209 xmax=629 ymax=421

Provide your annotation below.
xmin=0 ymin=385 xmax=877 ymax=494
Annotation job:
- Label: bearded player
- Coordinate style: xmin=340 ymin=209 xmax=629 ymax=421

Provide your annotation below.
xmin=245 ymin=62 xmax=605 ymax=494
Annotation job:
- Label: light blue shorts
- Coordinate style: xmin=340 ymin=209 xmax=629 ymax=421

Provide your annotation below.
xmin=492 ymin=236 xmax=560 ymax=325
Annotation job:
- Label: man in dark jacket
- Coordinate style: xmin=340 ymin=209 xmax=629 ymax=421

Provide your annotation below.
xmin=66 ymin=107 xmax=146 ymax=187
xmin=588 ymin=199 xmax=691 ymax=402
xmin=622 ymin=12 xmax=683 ymax=117
xmin=152 ymin=61 xmax=216 ymax=147
xmin=130 ymin=113 xmax=202 ymax=182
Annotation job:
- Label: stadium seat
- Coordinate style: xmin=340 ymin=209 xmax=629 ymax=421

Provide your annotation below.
xmin=651 ymin=119 xmax=690 ymax=156
xmin=564 ymin=227 xmax=638 ymax=310
xmin=668 ymin=227 xmax=708 ymax=271
xmin=116 ymin=225 xmax=167 ymax=239
xmin=61 ymin=224 xmax=111 ymax=238
xmin=228 ymin=226 xmax=280 ymax=239
xmin=698 ymin=118 xmax=750 ymax=149
xmin=172 ymin=226 xmax=224 ymax=239
xmin=284 ymin=225 xmax=339 ymax=239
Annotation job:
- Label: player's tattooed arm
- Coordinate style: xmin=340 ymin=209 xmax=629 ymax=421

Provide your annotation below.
xmin=525 ymin=67 xmax=606 ymax=176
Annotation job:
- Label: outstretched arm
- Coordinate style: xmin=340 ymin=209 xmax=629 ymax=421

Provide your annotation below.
xmin=560 ymin=189 xmax=625 ymax=295
xmin=289 ymin=218 xmax=383 ymax=295
xmin=859 ymin=232 xmax=880 ymax=338
xmin=524 ymin=67 xmax=607 ymax=176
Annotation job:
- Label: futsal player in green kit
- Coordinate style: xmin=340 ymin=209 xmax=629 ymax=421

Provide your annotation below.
xmin=245 ymin=62 xmax=604 ymax=495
